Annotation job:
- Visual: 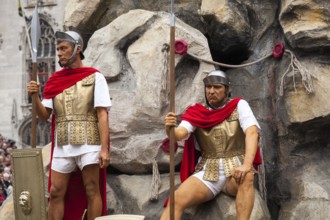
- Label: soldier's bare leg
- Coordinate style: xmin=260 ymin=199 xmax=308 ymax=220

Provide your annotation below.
xmin=226 ymin=172 xmax=255 ymax=220
xmin=160 ymin=176 xmax=213 ymax=220
xmin=48 ymin=170 xmax=71 ymax=220
xmin=82 ymin=164 xmax=102 ymax=220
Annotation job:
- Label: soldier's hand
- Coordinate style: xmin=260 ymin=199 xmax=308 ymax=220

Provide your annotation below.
xmin=232 ymin=164 xmax=252 ymax=184
xmin=99 ymin=148 xmax=110 ymax=168
xmin=164 ymin=112 xmax=177 ymax=129
xmin=27 ymin=81 xmax=40 ymax=96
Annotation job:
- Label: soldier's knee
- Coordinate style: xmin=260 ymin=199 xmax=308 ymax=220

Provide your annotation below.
xmin=49 ymin=185 xmax=65 ymax=200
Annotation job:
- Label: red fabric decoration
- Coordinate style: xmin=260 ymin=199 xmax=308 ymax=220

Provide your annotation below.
xmin=272 ymin=42 xmax=285 ymax=59
xmin=175 ymin=39 xmax=188 ymax=55
xmin=179 ymin=135 xmax=201 ymax=182
xmin=161 ymin=137 xmax=178 ymax=153
xmin=253 ymin=147 xmax=262 ymax=171
xmin=43 ymin=67 xmax=99 ymax=99
xmin=47 ymin=68 xmax=108 ymax=219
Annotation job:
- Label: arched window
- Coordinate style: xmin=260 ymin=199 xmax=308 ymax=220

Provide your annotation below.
xmin=20 ymin=18 xmax=55 ymax=147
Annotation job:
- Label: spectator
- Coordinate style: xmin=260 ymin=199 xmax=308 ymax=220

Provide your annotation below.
xmin=3 ymin=172 xmax=11 ymax=188
xmin=0 ymin=134 xmax=15 ymax=205
xmin=0 ymin=172 xmax=6 ymax=201
xmin=0 ymin=185 xmax=5 ymax=206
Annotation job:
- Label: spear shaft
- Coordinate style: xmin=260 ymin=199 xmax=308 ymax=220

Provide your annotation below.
xmin=31 ymin=64 xmax=37 ymax=148
xmin=169 ymin=0 xmax=176 ymax=219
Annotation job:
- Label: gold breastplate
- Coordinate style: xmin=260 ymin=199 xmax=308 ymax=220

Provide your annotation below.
xmin=53 ymin=73 xmax=100 ymax=146
xmin=194 ymin=108 xmax=246 ymax=180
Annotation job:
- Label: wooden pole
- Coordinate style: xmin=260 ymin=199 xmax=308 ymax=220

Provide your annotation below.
xmin=31 ymin=63 xmax=38 ymax=148
xmin=169 ymin=1 xmax=176 ymax=219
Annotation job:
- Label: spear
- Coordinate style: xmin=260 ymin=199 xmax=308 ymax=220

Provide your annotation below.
xmin=169 ymin=0 xmax=176 ymax=219
xmin=30 ymin=5 xmax=41 ymax=148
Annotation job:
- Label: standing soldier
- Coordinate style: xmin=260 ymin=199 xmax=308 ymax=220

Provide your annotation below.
xmin=27 ymin=30 xmax=111 ymax=220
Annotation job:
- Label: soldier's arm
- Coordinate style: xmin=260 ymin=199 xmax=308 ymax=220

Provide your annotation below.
xmin=96 ymin=107 xmax=110 ymax=168
xmin=27 ymin=81 xmax=52 ymax=120
xmin=243 ymin=125 xmax=259 ymax=168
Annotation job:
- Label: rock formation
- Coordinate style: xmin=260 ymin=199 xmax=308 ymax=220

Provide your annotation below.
xmin=3 ymin=0 xmax=330 ymax=219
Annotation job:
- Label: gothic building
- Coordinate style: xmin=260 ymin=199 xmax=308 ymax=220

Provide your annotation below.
xmin=0 ymin=0 xmax=66 ymax=147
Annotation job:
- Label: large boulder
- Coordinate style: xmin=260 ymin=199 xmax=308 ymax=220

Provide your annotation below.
xmin=64 ymin=0 xmax=203 ymax=46
xmin=279 ymin=0 xmax=330 ymax=51
xmin=83 ymin=9 xmax=215 ymax=174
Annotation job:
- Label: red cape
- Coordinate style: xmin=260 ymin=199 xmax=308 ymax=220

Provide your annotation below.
xmin=43 ymin=67 xmax=100 ymax=99
xmin=46 ymin=67 xmax=108 ymax=219
xmin=181 ymin=98 xmax=241 ymax=128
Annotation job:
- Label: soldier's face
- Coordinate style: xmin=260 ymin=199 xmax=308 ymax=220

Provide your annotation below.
xmin=205 ymin=84 xmax=227 ymax=108
xmin=56 ymin=41 xmax=74 ymax=66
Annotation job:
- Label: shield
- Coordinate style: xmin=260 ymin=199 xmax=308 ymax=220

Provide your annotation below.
xmin=12 ymin=148 xmax=47 ymax=220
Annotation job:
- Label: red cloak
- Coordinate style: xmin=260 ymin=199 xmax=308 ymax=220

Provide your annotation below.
xmin=44 ymin=67 xmax=108 ymax=219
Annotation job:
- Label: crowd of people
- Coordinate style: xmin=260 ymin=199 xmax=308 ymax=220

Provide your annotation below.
xmin=0 ymin=134 xmax=16 ymax=206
